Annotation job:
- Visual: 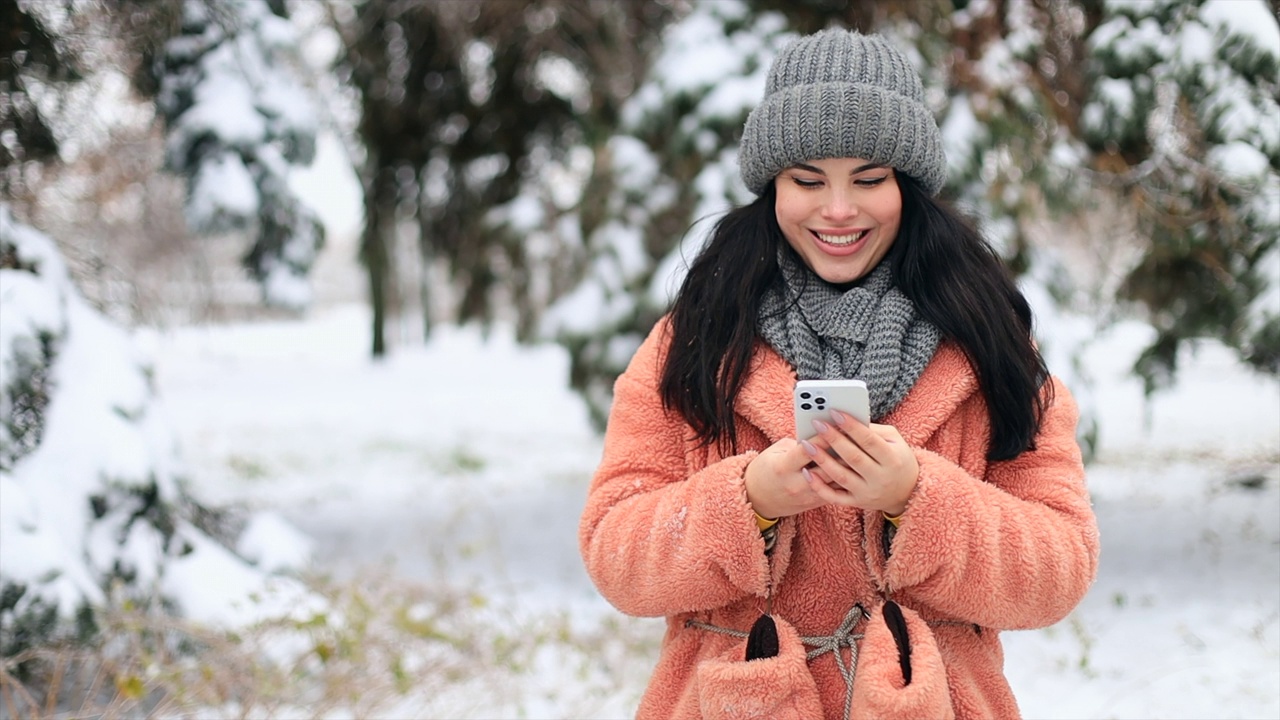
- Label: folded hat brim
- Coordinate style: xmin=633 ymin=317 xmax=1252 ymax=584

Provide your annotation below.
xmin=739 ymin=81 xmax=946 ymax=196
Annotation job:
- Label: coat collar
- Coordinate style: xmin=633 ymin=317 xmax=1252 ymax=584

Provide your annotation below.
xmin=736 ymin=341 xmax=979 ymax=445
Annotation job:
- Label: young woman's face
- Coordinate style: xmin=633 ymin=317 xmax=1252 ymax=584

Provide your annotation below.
xmin=773 ymin=157 xmax=902 ymax=285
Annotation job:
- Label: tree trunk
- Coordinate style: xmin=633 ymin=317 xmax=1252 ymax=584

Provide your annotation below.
xmin=361 ymin=168 xmax=394 ymax=357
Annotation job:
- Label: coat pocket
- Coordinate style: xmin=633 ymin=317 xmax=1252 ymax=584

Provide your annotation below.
xmin=850 ymin=601 xmax=955 ymax=720
xmin=694 ymin=615 xmax=823 ymax=720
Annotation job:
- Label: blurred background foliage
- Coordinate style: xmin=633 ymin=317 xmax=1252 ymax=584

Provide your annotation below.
xmin=3 ymin=0 xmax=1278 ymax=415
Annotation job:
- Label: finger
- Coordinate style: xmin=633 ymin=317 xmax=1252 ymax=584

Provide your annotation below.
xmin=803 ymin=442 xmax=869 ymax=497
xmin=779 ymin=438 xmax=824 ymax=471
xmin=800 ymin=434 xmax=857 ymax=479
xmin=800 ymin=434 xmax=854 ymax=473
xmin=804 ymin=467 xmax=856 ymax=505
xmin=829 ymin=411 xmax=891 ymax=462
xmin=808 ymin=465 xmax=850 ymax=492
xmin=813 ymin=417 xmax=879 ymax=475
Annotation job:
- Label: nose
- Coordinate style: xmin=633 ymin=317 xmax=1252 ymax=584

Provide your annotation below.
xmin=821 ymin=187 xmax=859 ymax=222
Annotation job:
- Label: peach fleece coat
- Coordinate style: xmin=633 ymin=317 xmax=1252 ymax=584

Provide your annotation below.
xmin=579 ymin=319 xmax=1100 ymax=720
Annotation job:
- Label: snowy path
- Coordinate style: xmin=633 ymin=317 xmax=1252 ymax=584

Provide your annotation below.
xmin=149 ymin=304 xmax=1279 ymax=719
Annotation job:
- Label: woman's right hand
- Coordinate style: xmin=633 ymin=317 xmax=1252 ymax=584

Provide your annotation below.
xmin=744 ymin=438 xmax=831 ymax=520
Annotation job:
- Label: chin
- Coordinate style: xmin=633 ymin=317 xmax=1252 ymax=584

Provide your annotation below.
xmin=815 ymin=264 xmax=872 ymax=286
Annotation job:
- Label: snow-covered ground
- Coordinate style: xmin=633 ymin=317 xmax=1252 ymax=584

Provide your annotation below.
xmin=147 ymin=303 xmax=1280 ymax=719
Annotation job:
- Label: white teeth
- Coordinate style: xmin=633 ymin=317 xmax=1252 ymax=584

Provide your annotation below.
xmin=815 ymin=230 xmax=867 ymax=246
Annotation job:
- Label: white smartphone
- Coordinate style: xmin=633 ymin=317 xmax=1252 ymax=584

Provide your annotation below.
xmin=794 ymin=379 xmax=871 ymax=440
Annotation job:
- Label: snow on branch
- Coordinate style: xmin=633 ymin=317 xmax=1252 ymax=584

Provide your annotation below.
xmin=156 ymin=0 xmax=325 ymax=311
xmin=1 ymin=206 xmax=315 ymax=656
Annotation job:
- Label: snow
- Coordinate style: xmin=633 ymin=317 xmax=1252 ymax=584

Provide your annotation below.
xmin=540 ymin=275 xmax=632 ymax=337
xmin=545 ymin=0 xmax=786 ymax=374
xmin=172 ymin=46 xmax=269 ymax=151
xmin=288 ymin=132 xmax=363 ymax=239
xmin=161 ymin=527 xmax=312 ymax=629
xmin=0 ymin=477 xmax=104 ymax=613
xmin=187 ymin=151 xmax=260 ymax=232
xmin=1 ymin=209 xmax=312 ymax=635
xmin=261 ymin=256 xmax=314 ymax=309
xmin=698 ymin=72 xmax=768 ymax=125
xmin=609 ymin=136 xmax=660 ymax=195
xmin=491 ymin=194 xmax=545 ymax=234
xmin=599 ymin=221 xmax=649 ymax=281
xmin=940 ymin=95 xmax=982 ymax=178
xmin=1084 ymin=0 xmax=1280 ymax=230
xmin=0 ymin=271 xmax=64 ymax=386
xmin=238 ymin=510 xmax=314 ymax=573
xmin=1174 ymin=19 xmax=1215 ymax=66
xmin=1095 ymin=77 xmax=1135 ymax=120
xmin=651 ymin=6 xmax=751 ymax=98
xmin=977 ymin=34 xmax=1024 ymax=89
xmin=534 ymin=53 xmax=589 ymax=111
xmin=647 ymin=210 xmax=719 ymax=310
xmin=159 ymin=0 xmax=326 ymax=310
xmin=1091 ymin=15 xmax=1164 ymax=66
xmin=626 ymin=0 xmax=789 ymax=126
xmin=1202 ymin=0 xmax=1280 ymax=57
xmin=1210 ymin=140 xmax=1270 ymax=179
xmin=144 ymin=298 xmax=1280 ymax=718
xmin=1205 ymin=69 xmax=1269 ymax=144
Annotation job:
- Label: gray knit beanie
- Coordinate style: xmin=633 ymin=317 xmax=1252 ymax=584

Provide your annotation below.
xmin=739 ymin=28 xmax=946 ymax=196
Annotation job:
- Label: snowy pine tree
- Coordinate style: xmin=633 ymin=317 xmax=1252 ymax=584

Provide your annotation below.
xmin=156 ymin=0 xmax=324 ymax=310
xmin=911 ymin=0 xmax=1110 ymax=453
xmin=0 ymin=206 xmax=310 ymax=659
xmin=542 ymin=0 xmax=792 ymax=424
xmin=1082 ymin=0 xmax=1280 ymax=389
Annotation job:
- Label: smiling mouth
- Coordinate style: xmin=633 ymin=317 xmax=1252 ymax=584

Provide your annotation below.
xmin=814 ymin=230 xmax=869 ymax=246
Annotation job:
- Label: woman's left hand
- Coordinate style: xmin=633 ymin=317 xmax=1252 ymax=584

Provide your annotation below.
xmin=800 ymin=410 xmax=919 ymax=516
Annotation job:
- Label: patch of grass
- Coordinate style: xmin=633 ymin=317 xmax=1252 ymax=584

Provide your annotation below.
xmin=362 ymin=440 xmax=486 ymax=476
xmin=438 ymin=446 xmax=485 ymax=475
xmin=226 ymin=454 xmax=270 ymax=481
xmin=0 ymin=572 xmax=660 ymax=719
xmin=1068 ymin=614 xmax=1098 ymax=678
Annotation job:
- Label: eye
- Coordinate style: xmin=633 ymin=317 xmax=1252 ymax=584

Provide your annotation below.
xmin=854 ymin=175 xmax=890 ymax=188
xmin=792 ymin=177 xmax=824 ymax=189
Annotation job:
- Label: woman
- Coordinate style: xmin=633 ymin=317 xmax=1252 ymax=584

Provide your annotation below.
xmin=579 ymin=27 xmax=1099 ymax=720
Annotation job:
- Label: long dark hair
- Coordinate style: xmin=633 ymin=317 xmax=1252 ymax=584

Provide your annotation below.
xmin=658 ymin=174 xmax=1050 ymax=462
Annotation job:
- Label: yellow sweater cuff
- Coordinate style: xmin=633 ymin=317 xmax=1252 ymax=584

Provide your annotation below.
xmin=754 ymin=510 xmax=779 ymax=531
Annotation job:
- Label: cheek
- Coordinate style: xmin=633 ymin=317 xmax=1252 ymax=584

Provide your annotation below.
xmin=774 ymin=192 xmax=807 ymax=235
xmin=774 ymin=188 xmax=795 ymax=223
xmin=872 ymin=197 xmax=903 ymax=231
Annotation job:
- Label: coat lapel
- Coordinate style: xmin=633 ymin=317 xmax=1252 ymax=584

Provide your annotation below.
xmin=735 ymin=341 xmax=799 ymax=443
xmin=881 ymin=343 xmax=979 ymax=445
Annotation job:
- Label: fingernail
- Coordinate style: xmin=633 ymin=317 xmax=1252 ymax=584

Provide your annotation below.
xmin=830 ymin=410 xmax=846 ymax=424
xmin=800 ymin=439 xmax=819 ymax=457
xmin=811 ymin=419 xmax=830 ymax=434
xmin=802 ymin=467 xmax=815 ymax=483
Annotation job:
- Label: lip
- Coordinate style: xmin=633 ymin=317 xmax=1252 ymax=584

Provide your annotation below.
xmin=811 ymin=229 xmax=871 ymax=256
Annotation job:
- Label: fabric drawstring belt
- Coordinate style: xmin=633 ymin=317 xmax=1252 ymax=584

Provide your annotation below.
xmin=686 ymin=603 xmax=870 ymax=720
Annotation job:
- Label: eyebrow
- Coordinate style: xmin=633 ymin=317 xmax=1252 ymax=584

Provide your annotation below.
xmin=791 ymin=162 xmax=888 ymax=175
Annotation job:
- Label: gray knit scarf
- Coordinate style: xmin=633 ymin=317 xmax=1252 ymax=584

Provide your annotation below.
xmin=758 ymin=249 xmax=941 ymax=420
